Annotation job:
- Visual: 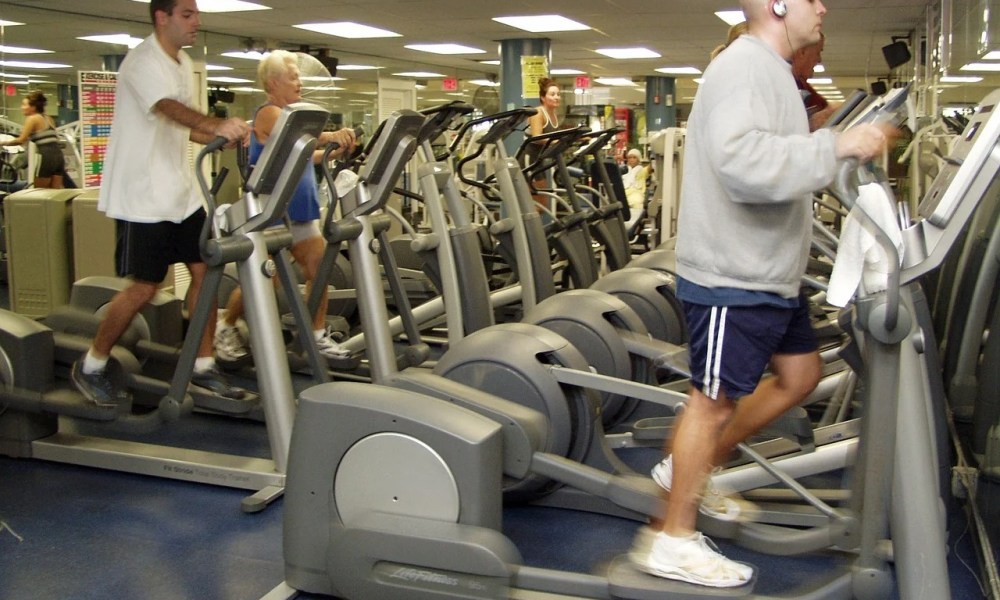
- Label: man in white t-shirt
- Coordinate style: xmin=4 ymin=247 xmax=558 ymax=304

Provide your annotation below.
xmin=72 ymin=0 xmax=251 ymax=407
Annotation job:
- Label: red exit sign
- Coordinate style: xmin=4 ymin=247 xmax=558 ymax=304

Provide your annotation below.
xmin=442 ymin=78 xmax=459 ymax=91
xmin=575 ymin=76 xmax=591 ymax=89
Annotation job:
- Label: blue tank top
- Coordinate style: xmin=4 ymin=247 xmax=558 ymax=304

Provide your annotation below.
xmin=248 ymin=104 xmax=320 ymax=223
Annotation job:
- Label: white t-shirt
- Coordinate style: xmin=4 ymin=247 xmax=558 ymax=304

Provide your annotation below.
xmin=98 ymin=33 xmax=201 ymax=223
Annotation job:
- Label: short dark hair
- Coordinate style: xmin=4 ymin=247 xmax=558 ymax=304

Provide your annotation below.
xmin=150 ymin=0 xmax=178 ymax=25
xmin=538 ymin=77 xmax=558 ymax=100
xmin=25 ymin=91 xmax=47 ymax=114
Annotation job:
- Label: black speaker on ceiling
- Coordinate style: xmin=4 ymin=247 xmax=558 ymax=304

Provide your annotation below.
xmin=316 ymin=55 xmax=339 ymax=77
xmin=882 ymin=41 xmax=912 ymax=69
xmin=871 ymin=81 xmax=888 ymax=95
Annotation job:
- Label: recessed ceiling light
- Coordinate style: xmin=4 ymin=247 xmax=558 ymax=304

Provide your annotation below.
xmin=493 ymin=15 xmax=590 ymax=33
xmin=715 ymin=10 xmax=746 ymax=26
xmin=941 ymin=75 xmax=983 ymax=83
xmin=479 ymin=60 xmax=501 ymax=66
xmin=655 ymin=66 xmax=701 ymax=75
xmin=207 ymin=76 xmax=254 ymax=83
xmin=807 ymin=77 xmax=833 ymax=85
xmin=394 ymin=71 xmax=445 ymax=78
xmin=593 ymin=77 xmax=637 ymax=86
xmin=337 ymin=64 xmax=380 ymax=71
xmin=961 ymin=62 xmax=1000 ymax=71
xmin=221 ymin=50 xmax=268 ymax=60
xmin=206 ymin=64 xmax=233 ymax=71
xmin=77 ymin=34 xmax=143 ymax=49
xmin=551 ymin=68 xmax=585 ymax=75
xmin=813 ymin=64 xmax=826 ymax=73
xmin=405 ymin=44 xmax=485 ymax=55
xmin=0 ymin=44 xmax=52 ymax=54
xmin=0 ymin=20 xmax=24 ymax=26
xmin=130 ymin=0 xmax=269 ymax=12
xmin=595 ymin=48 xmax=660 ymax=60
xmin=301 ymin=75 xmax=345 ymax=82
xmin=294 ymin=22 xmax=400 ymax=38
xmin=0 ymin=73 xmax=34 ymax=79
xmin=0 ymin=60 xmax=70 ymax=69
xmin=982 ymin=50 xmax=1000 ymax=60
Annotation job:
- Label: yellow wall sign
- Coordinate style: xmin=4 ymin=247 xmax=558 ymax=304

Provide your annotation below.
xmin=520 ymin=55 xmax=549 ymax=99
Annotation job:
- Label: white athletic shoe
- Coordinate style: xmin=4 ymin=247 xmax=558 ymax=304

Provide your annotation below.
xmin=636 ymin=530 xmax=753 ymax=588
xmin=215 ymin=322 xmax=250 ymax=362
xmin=315 ymin=327 xmax=350 ymax=359
xmin=651 ymin=455 xmax=757 ymax=522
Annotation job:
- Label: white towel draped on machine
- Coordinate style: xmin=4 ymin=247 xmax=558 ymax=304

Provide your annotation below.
xmin=826 ymin=182 xmax=905 ymax=308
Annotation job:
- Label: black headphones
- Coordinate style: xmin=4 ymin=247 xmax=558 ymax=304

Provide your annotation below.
xmin=772 ymin=0 xmax=787 ymax=18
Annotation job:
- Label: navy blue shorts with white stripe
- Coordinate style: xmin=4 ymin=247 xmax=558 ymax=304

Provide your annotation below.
xmin=681 ymin=299 xmax=817 ymax=400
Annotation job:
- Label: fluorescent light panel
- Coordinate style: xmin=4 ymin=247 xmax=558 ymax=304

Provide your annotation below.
xmin=221 ymin=50 xmax=268 ymax=60
xmin=78 ymin=34 xmax=143 ymax=49
xmin=655 ymin=66 xmax=701 ymax=75
xmin=469 ymin=79 xmax=499 ymax=86
xmin=982 ymin=50 xmax=1000 ymax=60
xmin=131 ymin=0 xmax=269 ymax=12
xmin=394 ymin=71 xmax=445 ymax=78
xmin=0 ymin=44 xmax=52 ymax=54
xmin=406 ymin=43 xmax=484 ymax=55
xmin=961 ymin=62 xmax=1000 ymax=71
xmin=551 ymin=68 xmax=585 ymax=75
xmin=715 ymin=10 xmax=746 ymax=26
xmin=492 ymin=15 xmax=589 ymax=33
xmin=479 ymin=60 xmax=501 ymax=66
xmin=294 ymin=22 xmax=400 ymax=38
xmin=807 ymin=77 xmax=833 ymax=84
xmin=337 ymin=64 xmax=380 ymax=71
xmin=941 ymin=75 xmax=983 ymax=83
xmin=0 ymin=60 xmax=70 ymax=69
xmin=207 ymin=76 xmax=253 ymax=83
xmin=596 ymin=47 xmax=660 ymax=59
xmin=593 ymin=77 xmax=636 ymax=86
xmin=0 ymin=20 xmax=24 ymax=26
xmin=206 ymin=64 xmax=233 ymax=71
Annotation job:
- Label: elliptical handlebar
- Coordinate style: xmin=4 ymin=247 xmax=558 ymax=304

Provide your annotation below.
xmin=448 ymin=107 xmax=537 ymax=152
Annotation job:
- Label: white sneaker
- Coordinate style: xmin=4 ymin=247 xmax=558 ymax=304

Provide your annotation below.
xmin=651 ymin=455 xmax=757 ymax=522
xmin=314 ymin=327 xmax=350 ymax=359
xmin=215 ymin=322 xmax=250 ymax=362
xmin=637 ymin=531 xmax=753 ymax=588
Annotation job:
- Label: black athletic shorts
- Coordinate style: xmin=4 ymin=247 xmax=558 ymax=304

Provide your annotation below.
xmin=35 ymin=144 xmax=65 ymax=178
xmin=115 ymin=209 xmax=206 ymax=283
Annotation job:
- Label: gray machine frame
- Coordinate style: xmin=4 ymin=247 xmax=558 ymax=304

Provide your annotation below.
xmin=0 ymin=102 xmax=329 ymax=512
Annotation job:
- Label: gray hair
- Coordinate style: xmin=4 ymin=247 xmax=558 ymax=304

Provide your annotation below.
xmin=257 ymin=49 xmax=297 ymax=92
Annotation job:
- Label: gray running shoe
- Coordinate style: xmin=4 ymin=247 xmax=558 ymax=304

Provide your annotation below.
xmin=71 ymin=360 xmax=129 ymax=407
xmin=191 ymin=367 xmax=248 ymax=400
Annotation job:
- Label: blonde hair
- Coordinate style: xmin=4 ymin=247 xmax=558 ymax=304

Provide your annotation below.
xmin=257 ymin=49 xmax=297 ymax=92
xmin=710 ymin=21 xmax=749 ymax=60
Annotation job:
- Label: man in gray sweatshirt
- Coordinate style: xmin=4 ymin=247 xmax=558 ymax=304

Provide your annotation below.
xmin=632 ymin=0 xmax=894 ymax=588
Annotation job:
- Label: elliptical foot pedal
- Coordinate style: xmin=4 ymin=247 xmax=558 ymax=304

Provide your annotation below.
xmin=607 ymin=554 xmax=755 ymax=599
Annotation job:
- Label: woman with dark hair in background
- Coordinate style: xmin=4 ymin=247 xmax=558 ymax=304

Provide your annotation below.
xmin=525 ymin=77 xmax=562 ymax=211
xmin=1 ymin=91 xmax=65 ymax=188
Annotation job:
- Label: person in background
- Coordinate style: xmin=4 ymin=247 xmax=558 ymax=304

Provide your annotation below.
xmin=1 ymin=91 xmax=65 ymax=189
xmin=71 ymin=0 xmax=251 ymax=407
xmin=525 ymin=77 xmax=562 ymax=211
xmin=214 ymin=49 xmax=356 ymax=364
xmin=793 ymin=33 xmax=839 ymax=131
xmin=630 ymin=0 xmax=895 ymax=587
xmin=710 ymin=21 xmax=749 ymax=60
xmin=621 ymin=148 xmax=648 ymax=215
